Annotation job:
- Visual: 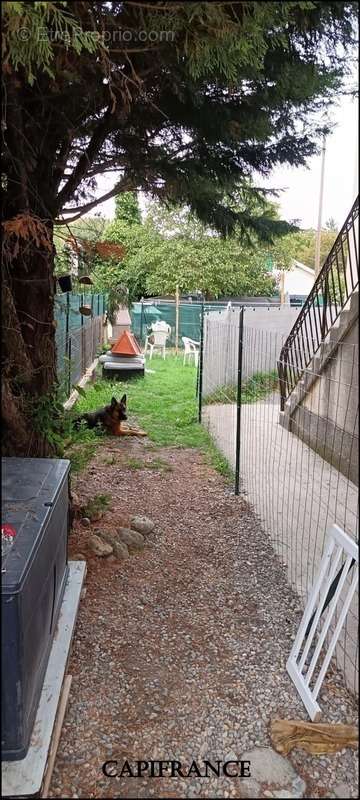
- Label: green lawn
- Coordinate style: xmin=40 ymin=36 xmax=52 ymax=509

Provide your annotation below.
xmin=66 ymin=355 xmax=233 ymax=479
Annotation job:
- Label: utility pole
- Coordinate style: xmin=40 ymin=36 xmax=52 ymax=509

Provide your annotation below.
xmin=280 ymin=271 xmax=285 ymax=304
xmin=315 ymin=135 xmax=327 ymax=277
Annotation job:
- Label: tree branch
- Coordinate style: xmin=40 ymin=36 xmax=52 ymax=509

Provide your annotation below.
xmin=55 ymin=178 xmax=135 ymax=224
xmin=56 ymin=107 xmax=115 ymax=211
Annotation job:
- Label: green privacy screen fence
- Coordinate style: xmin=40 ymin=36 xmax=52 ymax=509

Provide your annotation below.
xmin=55 ymin=292 xmax=107 ymax=397
xmin=130 ymin=300 xmax=232 ymax=346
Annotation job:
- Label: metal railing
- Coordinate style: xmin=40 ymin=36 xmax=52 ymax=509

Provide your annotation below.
xmin=278 ymin=196 xmax=359 ymax=410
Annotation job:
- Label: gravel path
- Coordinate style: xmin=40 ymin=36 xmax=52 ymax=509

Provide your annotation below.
xmin=50 ymin=438 xmax=358 ymax=799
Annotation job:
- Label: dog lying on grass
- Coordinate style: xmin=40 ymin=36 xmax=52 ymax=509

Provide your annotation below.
xmin=74 ymin=395 xmax=147 ymax=437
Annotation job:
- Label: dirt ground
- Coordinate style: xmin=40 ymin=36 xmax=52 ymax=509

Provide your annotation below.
xmin=49 ymin=435 xmax=359 ymax=799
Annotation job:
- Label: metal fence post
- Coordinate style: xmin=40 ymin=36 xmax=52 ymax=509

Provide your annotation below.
xmin=198 ymin=302 xmax=205 ymax=422
xmin=175 ymin=285 xmax=180 ymax=354
xmin=67 ymin=337 xmax=72 ymax=398
xmin=65 ymin=291 xmax=70 ymax=359
xmin=235 ymin=306 xmax=244 ymax=496
xmin=140 ymin=301 xmax=144 ymax=343
xmin=90 ymin=294 xmax=94 ymax=360
xmin=80 ymin=293 xmax=85 ymax=372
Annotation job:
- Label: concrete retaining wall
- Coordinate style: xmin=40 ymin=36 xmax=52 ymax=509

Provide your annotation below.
xmin=291 ymin=318 xmax=359 ymax=485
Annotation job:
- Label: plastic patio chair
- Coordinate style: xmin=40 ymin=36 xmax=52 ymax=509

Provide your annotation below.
xmin=144 ymin=321 xmax=171 ymax=359
xmin=151 ymin=320 xmax=172 ymax=334
xmin=182 ymin=336 xmax=200 ymax=368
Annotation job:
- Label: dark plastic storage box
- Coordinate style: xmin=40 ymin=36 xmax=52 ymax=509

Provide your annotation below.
xmin=1 ymin=458 xmax=70 ymax=761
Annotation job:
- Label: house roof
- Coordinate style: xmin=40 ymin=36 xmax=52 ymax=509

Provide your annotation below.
xmin=292 ymin=259 xmax=315 ymax=276
xmin=273 ymin=259 xmax=315 ymax=280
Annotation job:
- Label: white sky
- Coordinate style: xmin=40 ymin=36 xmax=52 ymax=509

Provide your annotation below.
xmin=264 ymin=93 xmax=358 ymax=228
xmin=92 ymin=91 xmax=358 ymax=231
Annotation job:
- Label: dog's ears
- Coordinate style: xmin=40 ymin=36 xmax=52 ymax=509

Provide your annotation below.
xmin=120 ymin=394 xmax=127 ymax=406
xmin=110 ymin=396 xmax=117 ymax=407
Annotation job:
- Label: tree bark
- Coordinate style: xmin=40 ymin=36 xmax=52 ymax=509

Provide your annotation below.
xmin=2 ymin=70 xmax=60 ymax=457
xmin=2 ymin=224 xmax=57 ymax=457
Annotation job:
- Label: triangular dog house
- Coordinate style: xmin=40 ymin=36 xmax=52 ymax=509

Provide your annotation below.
xmin=111 ymin=330 xmax=142 ymax=356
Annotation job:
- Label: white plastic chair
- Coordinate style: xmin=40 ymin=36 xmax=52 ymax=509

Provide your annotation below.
xmin=144 ymin=321 xmax=171 ymax=359
xmin=152 ymin=320 xmax=171 ymax=334
xmin=182 ymin=336 xmax=200 ymax=367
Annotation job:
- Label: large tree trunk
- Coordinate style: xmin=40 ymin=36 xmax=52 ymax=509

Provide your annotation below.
xmin=2 ymin=71 xmax=60 ymax=457
xmin=2 ymin=222 xmax=57 ymax=457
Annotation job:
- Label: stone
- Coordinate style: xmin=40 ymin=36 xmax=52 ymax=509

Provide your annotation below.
xmin=130 ymin=515 xmax=155 ymax=535
xmin=71 ymin=553 xmax=86 ymax=561
xmin=224 ymin=750 xmax=238 ymax=763
xmin=88 ymin=534 xmax=113 ymax=557
xmin=117 ymin=527 xmax=145 ymax=550
xmin=80 ymin=517 xmax=91 ymax=527
xmin=292 ymin=776 xmax=306 ymax=797
xmin=241 ymin=779 xmax=261 ymax=798
xmin=239 ymin=748 xmax=302 ymax=791
xmin=99 ymin=530 xmax=117 ymax=546
xmin=70 ymin=491 xmax=81 ymax=509
xmin=113 ymin=541 xmax=130 ymax=560
xmin=99 ymin=531 xmax=129 ymax=559
xmin=333 ymin=783 xmax=352 ymax=799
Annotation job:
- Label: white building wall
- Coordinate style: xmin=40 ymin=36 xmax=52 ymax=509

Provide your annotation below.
xmin=274 ymin=262 xmax=315 ymax=299
xmin=283 ymin=268 xmax=314 ymax=297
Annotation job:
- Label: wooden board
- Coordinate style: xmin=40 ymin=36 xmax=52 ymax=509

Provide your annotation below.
xmin=2 ymin=561 xmax=86 ymax=798
xmin=41 ymin=676 xmax=72 ymax=798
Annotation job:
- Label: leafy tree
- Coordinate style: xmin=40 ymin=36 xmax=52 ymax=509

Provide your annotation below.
xmin=93 ymin=219 xmax=153 ymax=301
xmin=101 ymin=199 xmax=282 ymax=299
xmin=289 ymin=228 xmax=338 ymax=269
xmin=115 ymin=192 xmax=141 ymax=225
xmin=142 ymin=235 xmax=276 ymax=299
xmin=2 ymin=0 xmax=357 ymax=455
xmin=54 ymin=216 xmax=107 ymax=276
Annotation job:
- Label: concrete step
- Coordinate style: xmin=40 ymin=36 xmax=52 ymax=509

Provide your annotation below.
xmin=349 ymin=290 xmax=359 ymax=313
xmin=329 ymin=322 xmax=347 ymax=344
xmin=321 ymin=338 xmax=333 ymax=353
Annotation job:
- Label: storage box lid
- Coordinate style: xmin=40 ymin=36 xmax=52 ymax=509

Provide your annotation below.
xmin=1 ymin=458 xmax=70 ymax=590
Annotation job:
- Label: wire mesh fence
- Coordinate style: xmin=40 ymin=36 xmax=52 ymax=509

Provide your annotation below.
xmin=199 ymin=304 xmax=359 ymax=695
xmin=55 ymin=292 xmax=107 ymax=398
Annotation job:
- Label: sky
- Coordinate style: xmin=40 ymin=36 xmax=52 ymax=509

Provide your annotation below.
xmin=263 ymin=93 xmax=358 ymax=229
xmin=92 ymin=90 xmax=358 ymax=232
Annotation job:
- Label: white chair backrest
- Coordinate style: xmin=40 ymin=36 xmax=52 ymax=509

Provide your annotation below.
xmin=152 ymin=320 xmax=171 ymax=334
xmin=182 ymin=336 xmax=198 ymax=351
xmin=152 ymin=330 xmax=168 ymax=346
xmin=181 ymin=336 xmax=199 ymax=350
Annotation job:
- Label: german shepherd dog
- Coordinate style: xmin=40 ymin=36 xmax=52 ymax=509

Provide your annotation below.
xmin=74 ymin=395 xmax=147 ymax=437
